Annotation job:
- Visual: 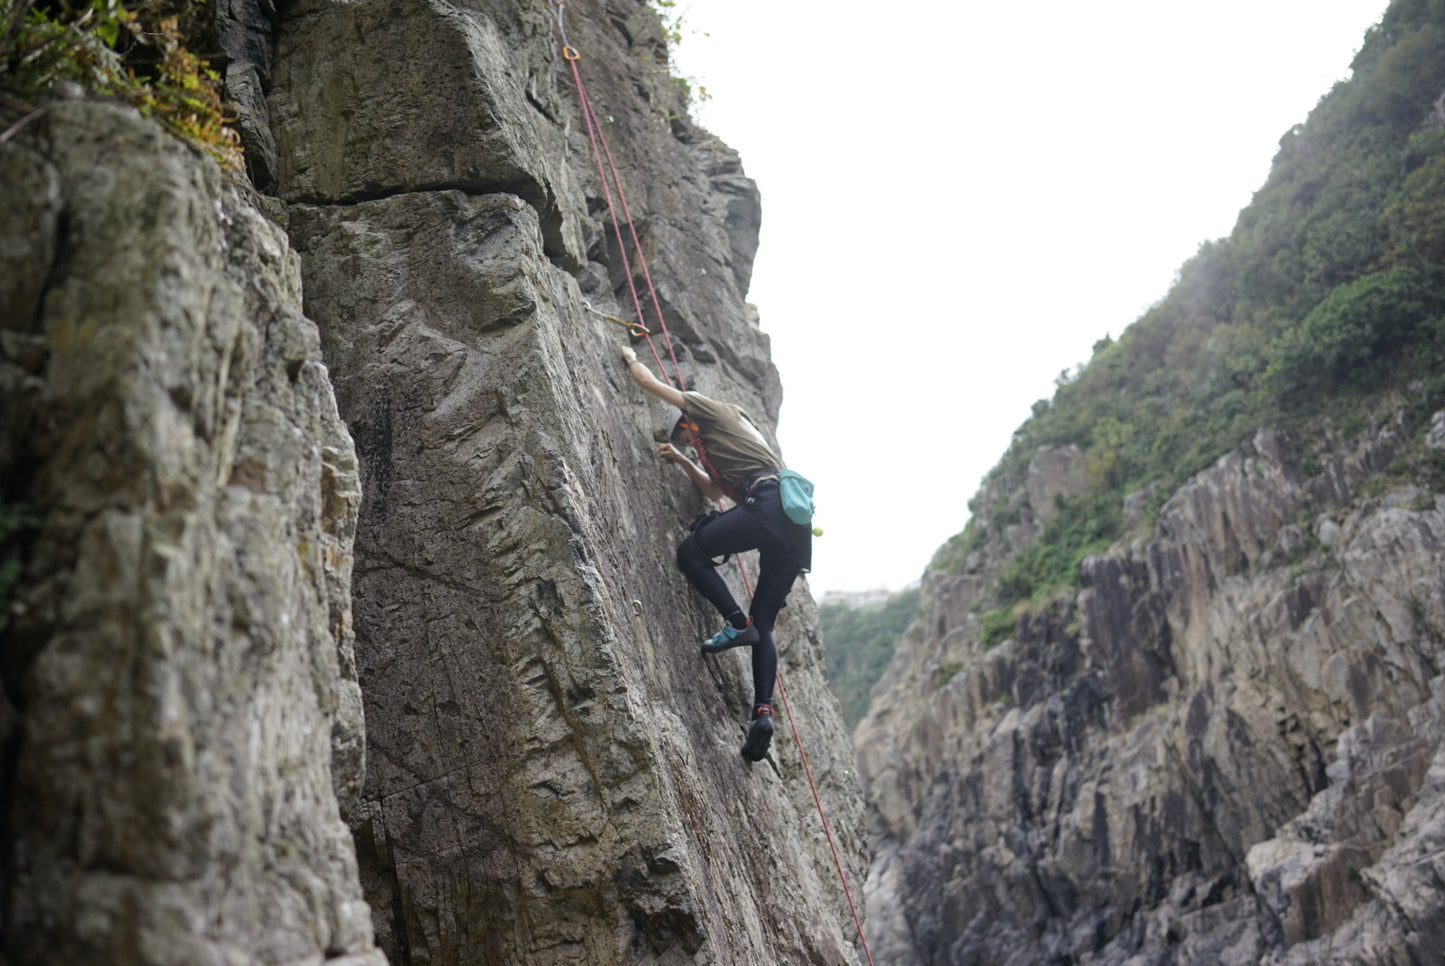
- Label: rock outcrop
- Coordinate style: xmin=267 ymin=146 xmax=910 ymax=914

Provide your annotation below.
xmin=859 ymin=415 xmax=1445 ymax=963
xmin=2 ymin=1 xmax=865 ymax=963
xmin=1 ymin=101 xmax=380 ymax=965
xmin=273 ymin=1 xmax=863 ymax=961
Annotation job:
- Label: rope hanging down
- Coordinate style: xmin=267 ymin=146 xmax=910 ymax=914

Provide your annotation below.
xmin=547 ymin=6 xmax=875 ymax=964
xmin=548 ymin=0 xmax=684 ymax=391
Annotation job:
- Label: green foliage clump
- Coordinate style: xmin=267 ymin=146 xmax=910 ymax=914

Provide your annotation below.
xmin=0 ymin=0 xmax=241 ymax=169
xmin=994 ymin=490 xmax=1123 ymax=606
xmin=1424 ymin=448 xmax=1445 ymax=492
xmin=648 ymin=0 xmax=684 ymax=46
xmin=820 ymin=587 xmax=920 ymax=730
xmin=978 ymin=607 xmax=1015 ymax=650
xmin=934 ymin=660 xmax=962 ymax=688
xmin=1268 ymin=265 xmax=1445 ymax=399
xmin=644 ymin=0 xmax=709 ymax=117
xmin=935 ymin=0 xmax=1445 ymax=612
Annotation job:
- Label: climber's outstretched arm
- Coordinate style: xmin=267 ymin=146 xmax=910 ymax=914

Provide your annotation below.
xmin=621 ymin=345 xmax=685 ymax=409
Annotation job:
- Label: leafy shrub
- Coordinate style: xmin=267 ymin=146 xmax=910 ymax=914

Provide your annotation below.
xmin=993 ymin=489 xmax=1122 ymax=606
xmin=934 ymin=661 xmax=963 ymax=688
xmin=820 ymin=587 xmax=921 ymax=730
xmin=1 ymin=0 xmax=242 ymax=170
xmin=1381 ymin=152 xmax=1445 ymax=267
xmin=979 ymin=607 xmax=1014 ymax=650
xmin=1269 ymin=266 xmax=1444 ymax=398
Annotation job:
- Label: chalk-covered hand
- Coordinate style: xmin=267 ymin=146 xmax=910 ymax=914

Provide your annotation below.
xmin=621 ymin=345 xmax=638 ymax=365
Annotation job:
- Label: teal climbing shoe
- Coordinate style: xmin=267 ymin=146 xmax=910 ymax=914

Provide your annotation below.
xmin=700 ymin=621 xmax=759 ymax=655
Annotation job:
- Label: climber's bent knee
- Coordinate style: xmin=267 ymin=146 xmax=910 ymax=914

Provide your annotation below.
xmin=676 ymin=532 xmax=717 ymax=572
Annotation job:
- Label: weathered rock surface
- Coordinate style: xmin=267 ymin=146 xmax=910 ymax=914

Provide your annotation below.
xmin=271 ymin=0 xmax=862 ymax=961
xmin=0 ymin=1 xmax=866 ymax=962
xmin=858 ymin=417 xmax=1445 ymax=963
xmin=0 ymin=101 xmax=382 ymax=965
xmin=1027 ymin=444 xmax=1089 ymax=528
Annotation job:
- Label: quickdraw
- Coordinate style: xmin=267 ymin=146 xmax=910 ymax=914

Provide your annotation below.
xmin=583 ymin=300 xmax=649 ymax=338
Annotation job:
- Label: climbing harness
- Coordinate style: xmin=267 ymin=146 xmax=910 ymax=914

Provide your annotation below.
xmin=583 ymin=300 xmax=649 ymax=338
xmin=546 ymin=6 xmax=874 ymax=963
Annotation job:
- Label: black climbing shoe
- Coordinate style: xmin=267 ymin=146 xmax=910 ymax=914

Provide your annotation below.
xmin=701 ymin=621 xmax=760 ymax=655
xmin=740 ymin=705 xmax=774 ymax=761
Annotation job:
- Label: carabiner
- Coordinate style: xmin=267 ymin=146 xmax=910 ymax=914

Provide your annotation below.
xmin=584 ymin=300 xmax=649 ymax=338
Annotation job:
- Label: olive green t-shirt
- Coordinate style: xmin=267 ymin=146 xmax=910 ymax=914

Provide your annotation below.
xmin=681 ymin=391 xmax=779 ymax=495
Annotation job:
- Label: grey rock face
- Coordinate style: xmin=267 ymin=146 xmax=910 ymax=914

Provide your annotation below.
xmin=0 ymin=0 xmax=861 ymax=961
xmin=270 ymin=0 xmax=860 ymax=963
xmin=859 ymin=419 xmax=1445 ymax=964
xmin=1026 ymin=444 xmax=1088 ymax=527
xmin=209 ymin=0 xmax=282 ymax=190
xmin=0 ymin=102 xmax=382 ymax=965
xmin=269 ymin=0 xmax=590 ymax=268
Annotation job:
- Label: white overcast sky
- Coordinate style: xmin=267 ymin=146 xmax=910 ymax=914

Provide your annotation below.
xmin=666 ymin=1 xmax=1390 ymax=598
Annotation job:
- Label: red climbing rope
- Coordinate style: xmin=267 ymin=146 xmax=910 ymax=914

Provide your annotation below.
xmin=776 ymin=668 xmax=877 ymax=966
xmin=579 ymin=83 xmax=684 ymax=386
xmin=553 ymin=3 xmax=685 ymax=390
xmin=548 ymin=5 xmax=874 ymax=963
xmin=730 ymin=553 xmax=875 ymax=964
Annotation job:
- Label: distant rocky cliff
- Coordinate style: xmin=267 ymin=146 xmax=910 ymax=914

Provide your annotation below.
xmin=860 ymin=417 xmax=1445 ymax=964
xmin=855 ymin=4 xmax=1445 ymax=959
xmin=0 ymin=2 xmax=864 ymax=963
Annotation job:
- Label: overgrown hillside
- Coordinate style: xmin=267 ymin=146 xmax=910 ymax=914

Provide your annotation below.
xmin=858 ymin=1 xmax=1445 ymax=962
xmin=820 ymin=587 xmax=920 ymax=730
xmin=936 ymin=0 xmax=1445 ymax=630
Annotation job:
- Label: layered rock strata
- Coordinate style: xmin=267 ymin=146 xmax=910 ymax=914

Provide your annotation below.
xmin=859 ymin=416 xmax=1445 ymax=964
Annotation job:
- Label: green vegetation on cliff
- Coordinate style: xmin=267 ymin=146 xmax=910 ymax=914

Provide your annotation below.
xmin=937 ymin=0 xmax=1445 ymax=617
xmin=0 ymin=0 xmax=240 ymax=169
xmin=821 ymin=587 xmax=920 ymax=729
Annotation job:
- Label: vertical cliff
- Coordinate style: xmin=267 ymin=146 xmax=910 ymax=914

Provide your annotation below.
xmin=268 ymin=1 xmax=863 ymax=961
xmin=1 ymin=1 xmax=865 ymax=963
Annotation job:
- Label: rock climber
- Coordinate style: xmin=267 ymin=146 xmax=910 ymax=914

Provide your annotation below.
xmin=621 ymin=344 xmax=812 ymax=762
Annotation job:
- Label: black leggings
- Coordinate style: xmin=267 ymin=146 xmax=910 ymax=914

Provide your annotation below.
xmin=676 ymin=501 xmax=799 ymax=709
